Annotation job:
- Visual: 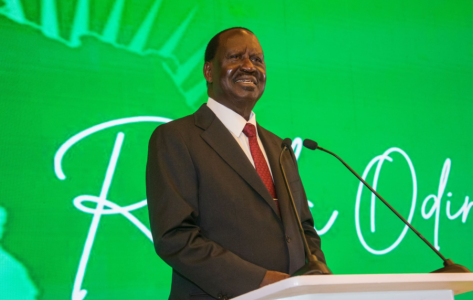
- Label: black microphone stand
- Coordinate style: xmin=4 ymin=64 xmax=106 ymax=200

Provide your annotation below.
xmin=304 ymin=139 xmax=471 ymax=274
xmin=279 ymin=140 xmax=332 ymax=276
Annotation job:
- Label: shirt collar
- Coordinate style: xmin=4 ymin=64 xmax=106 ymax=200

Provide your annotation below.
xmin=207 ymin=97 xmax=256 ymax=137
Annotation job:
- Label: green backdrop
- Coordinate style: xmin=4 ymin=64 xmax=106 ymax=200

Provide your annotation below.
xmin=0 ymin=0 xmax=472 ymax=299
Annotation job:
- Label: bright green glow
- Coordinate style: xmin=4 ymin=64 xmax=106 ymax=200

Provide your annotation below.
xmin=128 ymin=0 xmax=162 ymax=52
xmin=40 ymin=0 xmax=58 ymax=38
xmin=0 ymin=0 xmax=472 ymax=299
xmin=0 ymin=207 xmax=38 ymax=299
xmin=101 ymin=0 xmax=125 ymax=43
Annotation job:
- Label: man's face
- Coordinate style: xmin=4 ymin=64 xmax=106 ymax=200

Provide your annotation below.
xmin=204 ymin=30 xmax=266 ymax=117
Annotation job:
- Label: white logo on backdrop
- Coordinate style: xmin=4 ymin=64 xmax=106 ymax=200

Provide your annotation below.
xmin=55 ymin=117 xmax=169 ymax=300
xmin=356 ymin=149 xmax=472 ymax=255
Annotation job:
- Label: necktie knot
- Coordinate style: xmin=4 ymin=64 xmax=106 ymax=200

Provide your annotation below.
xmin=243 ymin=123 xmax=256 ymax=138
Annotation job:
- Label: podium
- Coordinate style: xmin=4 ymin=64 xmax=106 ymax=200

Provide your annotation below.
xmin=233 ymin=274 xmax=473 ymax=300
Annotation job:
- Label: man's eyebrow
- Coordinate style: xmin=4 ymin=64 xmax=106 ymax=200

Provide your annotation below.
xmin=250 ymin=50 xmax=263 ymax=55
xmin=251 ymin=53 xmax=264 ymax=58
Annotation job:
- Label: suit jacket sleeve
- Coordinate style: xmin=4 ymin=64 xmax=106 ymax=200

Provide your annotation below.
xmin=288 ymin=147 xmax=327 ymax=264
xmin=146 ymin=124 xmax=267 ymax=298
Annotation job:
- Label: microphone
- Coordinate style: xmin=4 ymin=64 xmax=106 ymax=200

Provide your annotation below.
xmin=302 ymin=139 xmax=318 ymax=151
xmin=303 ymin=138 xmax=471 ymax=274
xmin=279 ymin=138 xmax=332 ymax=276
xmin=281 ymin=138 xmax=293 ymax=149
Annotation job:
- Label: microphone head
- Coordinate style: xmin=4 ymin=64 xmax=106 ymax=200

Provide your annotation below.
xmin=303 ymin=139 xmax=318 ymax=150
xmin=281 ymin=138 xmax=292 ymax=149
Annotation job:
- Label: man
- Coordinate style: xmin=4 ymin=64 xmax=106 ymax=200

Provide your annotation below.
xmin=146 ymin=27 xmax=326 ymax=300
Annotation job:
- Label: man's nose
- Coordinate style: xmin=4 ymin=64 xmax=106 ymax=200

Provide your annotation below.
xmin=240 ymin=57 xmax=256 ymax=72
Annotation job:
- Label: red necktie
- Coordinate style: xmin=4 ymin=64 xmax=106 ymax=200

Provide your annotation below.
xmin=242 ymin=123 xmax=280 ymax=216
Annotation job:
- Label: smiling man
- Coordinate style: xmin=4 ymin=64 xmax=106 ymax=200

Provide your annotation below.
xmin=146 ymin=27 xmax=326 ymax=300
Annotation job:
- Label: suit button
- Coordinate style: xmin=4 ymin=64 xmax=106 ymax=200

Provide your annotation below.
xmin=217 ymin=294 xmax=222 ymax=299
xmin=286 ymin=236 xmax=291 ymax=243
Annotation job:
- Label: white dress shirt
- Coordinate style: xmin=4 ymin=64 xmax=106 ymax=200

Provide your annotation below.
xmin=206 ymin=97 xmax=274 ymax=179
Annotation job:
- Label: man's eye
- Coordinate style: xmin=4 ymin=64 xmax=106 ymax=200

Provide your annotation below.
xmin=230 ymin=54 xmax=239 ymax=59
xmin=252 ymin=57 xmax=262 ymax=62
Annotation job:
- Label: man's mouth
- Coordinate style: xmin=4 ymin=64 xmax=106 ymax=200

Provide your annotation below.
xmin=235 ymin=77 xmax=257 ymax=85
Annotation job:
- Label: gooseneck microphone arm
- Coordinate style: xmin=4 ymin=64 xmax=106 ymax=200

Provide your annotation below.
xmin=279 ymin=138 xmax=331 ymax=276
xmin=303 ymin=138 xmax=471 ymax=273
xmin=279 ymin=142 xmax=313 ymax=261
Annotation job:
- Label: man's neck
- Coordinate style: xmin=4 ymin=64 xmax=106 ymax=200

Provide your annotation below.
xmin=207 ymin=97 xmax=257 ymax=137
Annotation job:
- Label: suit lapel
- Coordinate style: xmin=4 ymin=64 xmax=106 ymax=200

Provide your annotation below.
xmin=195 ymin=105 xmax=279 ymax=217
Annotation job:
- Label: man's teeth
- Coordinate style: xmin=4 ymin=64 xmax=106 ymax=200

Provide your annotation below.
xmin=236 ymin=79 xmax=254 ymax=83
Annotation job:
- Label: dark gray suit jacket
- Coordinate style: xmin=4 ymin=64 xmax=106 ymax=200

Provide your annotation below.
xmin=146 ymin=104 xmax=326 ymax=300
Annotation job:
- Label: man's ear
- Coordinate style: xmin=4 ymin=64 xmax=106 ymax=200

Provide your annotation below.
xmin=203 ymin=62 xmax=213 ymax=84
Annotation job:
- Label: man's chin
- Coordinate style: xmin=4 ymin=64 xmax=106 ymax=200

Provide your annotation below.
xmin=232 ymin=92 xmax=263 ymax=104
xmin=233 ymin=86 xmax=263 ymax=97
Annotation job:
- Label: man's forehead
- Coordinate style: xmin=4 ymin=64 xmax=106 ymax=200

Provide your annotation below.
xmin=218 ymin=30 xmax=263 ymax=53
